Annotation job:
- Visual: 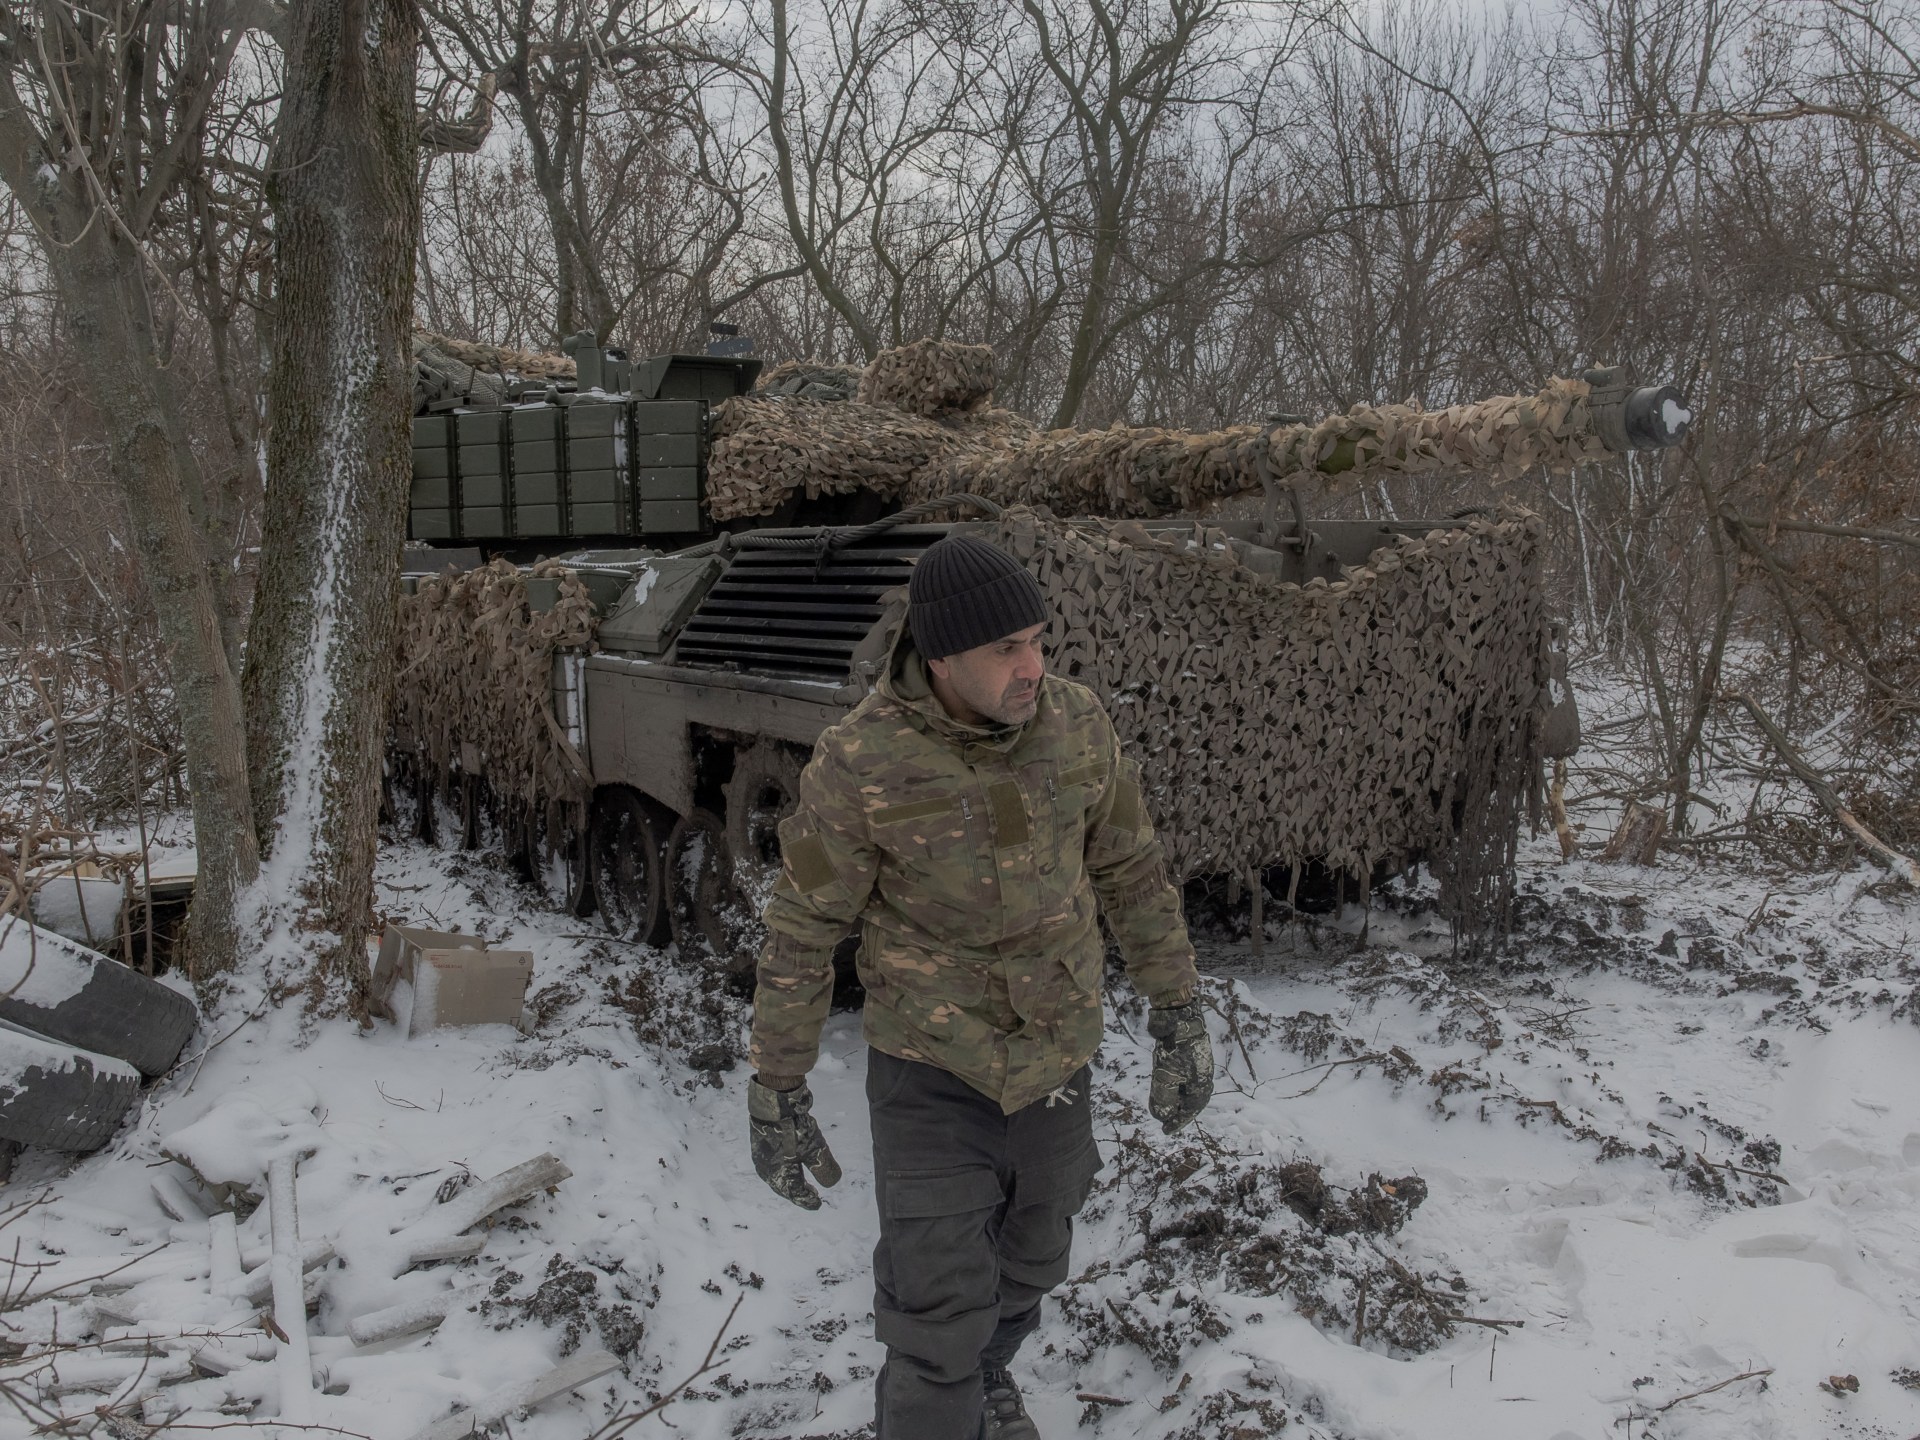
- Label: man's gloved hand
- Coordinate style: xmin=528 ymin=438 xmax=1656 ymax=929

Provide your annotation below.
xmin=1146 ymin=1003 xmax=1214 ymax=1134
xmin=748 ymin=1076 xmax=842 ymax=1209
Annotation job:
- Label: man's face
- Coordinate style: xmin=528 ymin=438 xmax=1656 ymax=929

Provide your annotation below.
xmin=927 ymin=622 xmax=1047 ymax=726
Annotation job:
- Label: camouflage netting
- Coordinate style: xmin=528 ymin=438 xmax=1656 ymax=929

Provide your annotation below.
xmin=855 ymin=338 xmax=996 ymax=414
xmin=708 ymin=338 xmax=1612 ymax=523
xmin=988 ymin=506 xmax=1548 ymax=932
xmin=390 ymin=559 xmax=599 ymax=854
xmin=705 ymin=398 xmax=1037 ymax=519
xmin=942 ymin=378 xmax=1608 ymax=518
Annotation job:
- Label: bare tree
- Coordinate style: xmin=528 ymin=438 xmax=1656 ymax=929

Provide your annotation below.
xmin=422 ymin=0 xmax=703 ymax=344
xmin=0 ymin=1 xmax=274 ymax=978
xmin=239 ymin=0 xmax=419 ymax=1008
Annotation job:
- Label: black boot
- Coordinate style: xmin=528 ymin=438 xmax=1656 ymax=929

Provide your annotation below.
xmin=982 ymin=1368 xmax=1040 ymax=1440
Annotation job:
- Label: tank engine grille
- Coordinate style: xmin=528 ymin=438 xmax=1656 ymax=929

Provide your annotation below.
xmin=673 ymin=527 xmax=949 ymax=682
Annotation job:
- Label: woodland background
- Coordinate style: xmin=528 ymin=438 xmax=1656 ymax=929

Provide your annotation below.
xmin=1 ymin=0 xmax=1916 ymax=996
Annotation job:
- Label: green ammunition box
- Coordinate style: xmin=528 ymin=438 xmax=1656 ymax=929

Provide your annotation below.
xmin=410 ymin=474 xmax=451 ymax=508
xmin=511 ymin=408 xmax=560 ymax=440
xmin=462 ymin=506 xmax=506 ymax=538
xmin=514 ymin=504 xmax=562 ymax=536
xmin=513 ymin=439 xmax=561 ymax=472
xmin=632 ymin=399 xmax=703 ymax=433
xmin=572 ymin=502 xmax=623 ymax=532
xmin=411 ymin=446 xmax=451 ymax=479
xmin=410 ymin=508 xmax=453 ymax=540
xmin=513 ymin=473 xmax=561 ymax=506
xmin=457 ymin=443 xmax=501 ymax=475
xmin=570 ymin=470 xmax=622 ymax=504
xmin=567 ymin=435 xmax=619 ymax=471
xmin=638 ymin=467 xmax=699 ymax=501
xmin=413 ymin=415 xmax=453 ymax=447
xmin=461 ymin=474 xmax=505 ymax=507
xmin=633 ymin=433 xmax=699 ymax=468
xmin=455 ymin=412 xmax=503 ymax=443
xmin=568 ymin=403 xmax=621 ymax=436
xmin=641 ymin=500 xmax=702 ymax=532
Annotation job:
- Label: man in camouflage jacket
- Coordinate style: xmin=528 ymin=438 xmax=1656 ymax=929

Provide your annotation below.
xmin=745 ymin=533 xmax=1214 ymax=1440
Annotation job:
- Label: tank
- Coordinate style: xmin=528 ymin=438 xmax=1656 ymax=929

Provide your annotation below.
xmin=391 ymin=336 xmax=1689 ymax=962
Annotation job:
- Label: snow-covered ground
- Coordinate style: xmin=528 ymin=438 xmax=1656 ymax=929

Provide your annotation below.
xmin=5 ymin=822 xmax=1919 ymax=1439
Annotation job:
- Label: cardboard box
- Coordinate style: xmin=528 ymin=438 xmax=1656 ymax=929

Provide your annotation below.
xmin=372 ymin=925 xmax=532 ymax=1035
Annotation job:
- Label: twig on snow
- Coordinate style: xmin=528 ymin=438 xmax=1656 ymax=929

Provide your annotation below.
xmin=584 ymin=1292 xmax=744 ymax=1439
xmin=1654 ymin=1367 xmax=1773 ymax=1412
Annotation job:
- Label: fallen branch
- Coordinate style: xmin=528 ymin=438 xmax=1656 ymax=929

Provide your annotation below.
xmin=1270 ymin=1052 xmax=1401 ymax=1100
xmin=1728 ymin=694 xmax=1920 ymax=888
xmin=401 ymin=1235 xmax=487 ymax=1269
xmin=347 ymin=1284 xmax=482 ymax=1347
xmin=584 ymin=1293 xmax=745 ymax=1440
xmin=401 ymin=1154 xmax=571 ymax=1238
xmin=232 ymin=1238 xmax=335 ymax=1305
xmin=1655 ymin=1366 xmax=1773 ymax=1412
xmin=1693 ymin=1152 xmax=1794 ymax=1188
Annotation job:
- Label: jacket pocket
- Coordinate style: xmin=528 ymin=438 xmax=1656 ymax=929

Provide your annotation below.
xmin=871 ymin=787 xmax=987 ymax=925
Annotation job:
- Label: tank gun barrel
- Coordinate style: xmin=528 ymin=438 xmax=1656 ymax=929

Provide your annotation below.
xmin=928 ymin=366 xmax=1693 ymax=521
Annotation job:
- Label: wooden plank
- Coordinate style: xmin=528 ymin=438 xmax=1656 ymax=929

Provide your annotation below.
xmin=267 ymin=1154 xmax=314 ymax=1425
xmin=348 ymin=1284 xmax=482 ymax=1346
xmin=403 ymin=1154 xmax=571 ymax=1238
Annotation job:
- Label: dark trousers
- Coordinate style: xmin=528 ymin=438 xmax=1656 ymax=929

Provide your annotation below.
xmin=868 ymin=1049 xmax=1100 ymax=1440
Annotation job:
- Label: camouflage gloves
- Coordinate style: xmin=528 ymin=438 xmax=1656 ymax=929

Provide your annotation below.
xmin=748 ymin=1076 xmax=842 ymax=1209
xmin=1146 ymin=1003 xmax=1214 ymax=1134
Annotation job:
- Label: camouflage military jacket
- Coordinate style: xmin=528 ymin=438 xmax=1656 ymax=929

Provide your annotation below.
xmin=750 ymin=639 xmax=1199 ymax=1114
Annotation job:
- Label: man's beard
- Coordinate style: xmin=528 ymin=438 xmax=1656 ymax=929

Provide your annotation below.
xmin=993 ymin=681 xmax=1039 ymax=723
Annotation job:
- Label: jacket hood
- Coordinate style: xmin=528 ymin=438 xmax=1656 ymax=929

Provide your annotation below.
xmin=878 ymin=622 xmax=1028 ymax=751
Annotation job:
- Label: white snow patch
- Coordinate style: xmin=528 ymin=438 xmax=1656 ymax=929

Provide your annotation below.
xmin=0 ymin=825 xmax=1913 ymax=1437
xmin=0 ymin=913 xmax=106 ymax=1008
xmin=0 ymin=1022 xmax=137 ymax=1094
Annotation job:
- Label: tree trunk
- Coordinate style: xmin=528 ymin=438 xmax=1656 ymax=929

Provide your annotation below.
xmin=241 ymin=0 xmax=419 ymax=1012
xmin=41 ymin=224 xmax=261 ymax=984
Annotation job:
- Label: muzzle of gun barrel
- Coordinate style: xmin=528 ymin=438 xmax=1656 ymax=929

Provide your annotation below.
xmin=1584 ymin=364 xmax=1692 ymax=451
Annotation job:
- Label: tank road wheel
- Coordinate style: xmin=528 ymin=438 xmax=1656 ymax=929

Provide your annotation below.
xmin=723 ymin=744 xmax=807 ymax=910
xmin=665 ymin=808 xmax=760 ymax=976
xmin=591 ymin=787 xmax=671 ymax=945
xmin=559 ymin=807 xmax=595 ymax=919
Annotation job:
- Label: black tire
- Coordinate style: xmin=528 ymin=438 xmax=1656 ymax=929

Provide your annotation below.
xmin=0 ymin=919 xmax=198 ymax=1077
xmin=591 ymin=787 xmax=671 ymax=945
xmin=723 ymin=744 xmax=807 ymax=905
xmin=0 ymin=1026 xmax=141 ymax=1152
xmin=665 ymin=808 xmax=760 ymax=976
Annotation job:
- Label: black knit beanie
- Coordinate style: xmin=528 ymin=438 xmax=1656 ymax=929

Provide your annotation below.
xmin=906 ymin=535 xmax=1048 ymax=660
